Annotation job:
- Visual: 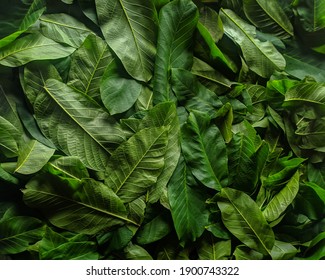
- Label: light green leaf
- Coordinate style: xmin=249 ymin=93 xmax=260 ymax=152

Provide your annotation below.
xmin=0 ymin=216 xmax=44 ymax=254
xmin=32 ymin=79 xmax=125 ymax=171
xmin=263 ymin=171 xmax=300 ymax=222
xmin=68 ymin=34 xmax=114 ymax=101
xmin=124 ymin=243 xmax=153 ymax=260
xmin=270 ymin=240 xmax=298 ymax=260
xmin=0 ymin=0 xmax=46 ymax=48
xmin=153 ymin=0 xmax=199 ymax=103
xmin=181 ymin=112 xmax=228 ymax=190
xmin=15 ymin=138 xmax=55 ymax=175
xmin=0 ymin=116 xmax=21 ymax=158
xmin=0 ymin=32 xmax=75 ymax=67
xmin=220 ymin=9 xmax=286 ymax=78
xmin=0 ymin=164 xmax=19 ymax=185
xmin=40 ymin=13 xmax=92 ymax=48
xmin=243 ymin=0 xmax=294 ymax=39
xmin=138 ymin=102 xmax=180 ymax=204
xmin=23 ymin=176 xmax=135 ymax=234
xmin=168 ymin=155 xmax=209 ymax=243
xmin=96 ymin=0 xmax=157 ymax=82
xmin=104 ymin=126 xmax=168 ymax=203
xmin=198 ymin=237 xmax=231 ymax=260
xmin=217 ymin=187 xmax=275 ymax=255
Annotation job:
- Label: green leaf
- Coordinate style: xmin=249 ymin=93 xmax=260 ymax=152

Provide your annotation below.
xmin=23 ymin=176 xmax=135 ymax=234
xmin=0 ymin=32 xmax=75 ymax=67
xmin=124 ymin=243 xmax=153 ymax=260
xmin=220 ymin=9 xmax=286 ymax=78
xmin=15 ymin=138 xmax=55 ymax=175
xmin=68 ymin=34 xmax=114 ymax=101
xmin=270 ymin=240 xmax=298 ymax=260
xmin=0 ymin=116 xmax=21 ymax=158
xmin=234 ymin=245 xmax=264 ymax=260
xmin=0 ymin=216 xmax=44 ymax=254
xmin=0 ymin=0 xmax=46 ymax=48
xmin=263 ymin=171 xmax=300 ymax=222
xmin=198 ymin=237 xmax=231 ymax=260
xmin=217 ymin=187 xmax=275 ymax=255
xmin=138 ymin=102 xmax=181 ymax=204
xmin=39 ymin=227 xmax=99 ymax=260
xmin=0 ymin=165 xmax=19 ymax=185
xmin=79 ymin=0 xmax=99 ymax=24
xmin=100 ymin=62 xmax=143 ymax=115
xmin=181 ymin=112 xmax=228 ymax=190
xmin=104 ymin=126 xmax=168 ymax=203
xmin=168 ymin=155 xmax=209 ymax=243
xmin=243 ymin=0 xmax=294 ymax=39
xmin=153 ymin=0 xmax=199 ymax=103
xmin=136 ymin=214 xmax=172 ymax=245
xmin=32 ymin=79 xmax=125 ymax=171
xmin=40 ymin=13 xmax=92 ymax=48
xmin=96 ymin=0 xmax=157 ymax=82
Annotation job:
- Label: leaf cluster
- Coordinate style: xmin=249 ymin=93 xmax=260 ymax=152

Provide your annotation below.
xmin=0 ymin=0 xmax=324 ymax=260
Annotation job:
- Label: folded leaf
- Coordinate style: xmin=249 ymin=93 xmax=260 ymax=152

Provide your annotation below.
xmin=153 ymin=0 xmax=199 ymax=103
xmin=96 ymin=0 xmax=157 ymax=82
xmin=220 ymin=9 xmax=286 ymax=78
xmin=0 ymin=32 xmax=75 ymax=67
xmin=32 ymin=79 xmax=125 ymax=171
xmin=217 ymin=187 xmax=275 ymax=255
xmin=104 ymin=126 xmax=168 ymax=203
xmin=23 ymin=176 xmax=134 ymax=234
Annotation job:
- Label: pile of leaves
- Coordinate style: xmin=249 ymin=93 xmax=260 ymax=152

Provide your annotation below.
xmin=0 ymin=0 xmax=324 ymax=260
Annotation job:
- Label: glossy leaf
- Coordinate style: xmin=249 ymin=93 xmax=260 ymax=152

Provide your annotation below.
xmin=23 ymin=176 xmax=134 ymax=234
xmin=220 ymin=9 xmax=286 ymax=78
xmin=32 ymin=79 xmax=125 ymax=170
xmin=0 ymin=33 xmax=75 ymax=67
xmin=96 ymin=0 xmax=157 ymax=82
xmin=217 ymin=187 xmax=275 ymax=255
xmin=104 ymin=126 xmax=168 ymax=203
xmin=153 ymin=0 xmax=199 ymax=103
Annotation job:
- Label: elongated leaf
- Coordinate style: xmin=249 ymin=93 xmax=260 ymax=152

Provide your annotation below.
xmin=217 ymin=187 xmax=275 ymax=255
xmin=243 ymin=0 xmax=294 ymax=39
xmin=68 ymin=34 xmax=114 ymax=101
xmin=263 ymin=171 xmax=300 ymax=222
xmin=182 ymin=112 xmax=228 ymax=190
xmin=198 ymin=237 xmax=231 ymax=260
xmin=96 ymin=0 xmax=157 ymax=82
xmin=153 ymin=0 xmax=199 ymax=103
xmin=40 ymin=13 xmax=92 ymax=48
xmin=79 ymin=0 xmax=99 ymax=24
xmin=104 ymin=126 xmax=168 ymax=203
xmin=234 ymin=245 xmax=264 ymax=260
xmin=0 ymin=216 xmax=44 ymax=254
xmin=15 ymin=138 xmax=55 ymax=175
xmin=100 ymin=62 xmax=143 ymax=115
xmin=0 ymin=0 xmax=46 ymax=48
xmin=220 ymin=9 xmax=286 ymax=78
xmin=0 ymin=32 xmax=75 ymax=67
xmin=138 ymin=102 xmax=180 ymax=204
xmin=31 ymin=79 xmax=125 ymax=171
xmin=168 ymin=155 xmax=209 ymax=243
xmin=23 ymin=176 xmax=135 ymax=234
